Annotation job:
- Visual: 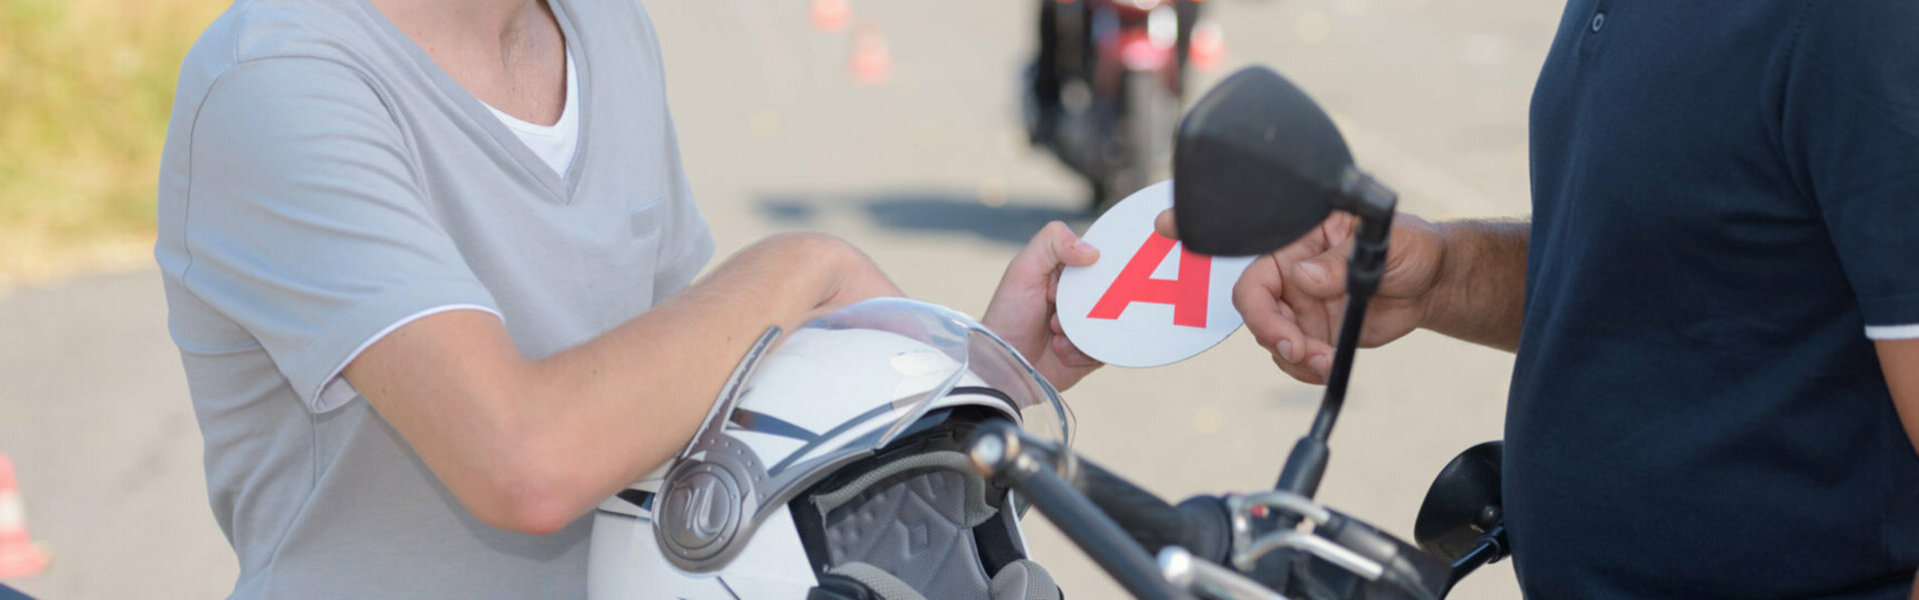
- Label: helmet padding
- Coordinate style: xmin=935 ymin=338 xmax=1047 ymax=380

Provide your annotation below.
xmin=809 ymin=449 xmax=1058 ymax=600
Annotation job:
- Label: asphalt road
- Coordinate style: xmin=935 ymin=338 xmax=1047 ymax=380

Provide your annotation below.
xmin=0 ymin=0 xmax=1559 ymax=597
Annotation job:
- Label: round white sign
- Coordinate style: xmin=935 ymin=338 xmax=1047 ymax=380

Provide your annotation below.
xmin=1057 ymin=180 xmax=1257 ymax=368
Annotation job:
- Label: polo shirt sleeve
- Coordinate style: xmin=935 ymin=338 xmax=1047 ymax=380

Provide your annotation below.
xmin=1783 ymin=3 xmax=1919 ymax=337
xmin=181 ymin=57 xmax=500 ymax=412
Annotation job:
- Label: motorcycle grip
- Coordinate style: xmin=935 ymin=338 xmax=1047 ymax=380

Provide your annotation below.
xmin=1068 ymin=455 xmax=1234 ymax=565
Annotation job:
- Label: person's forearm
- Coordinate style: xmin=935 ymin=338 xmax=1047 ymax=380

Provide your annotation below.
xmin=517 ymin=234 xmax=876 ymax=513
xmin=353 ymin=232 xmax=891 ymax=534
xmin=1421 ymin=220 xmax=1529 ymax=352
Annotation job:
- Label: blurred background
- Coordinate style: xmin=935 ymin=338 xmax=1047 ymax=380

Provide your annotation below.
xmin=0 ymin=0 xmax=1556 ymax=597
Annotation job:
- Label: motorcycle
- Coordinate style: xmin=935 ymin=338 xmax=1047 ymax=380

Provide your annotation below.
xmin=1026 ymin=0 xmax=1204 ymax=213
xmin=968 ymin=64 xmax=1513 ymax=599
xmin=591 ymin=63 xmax=1511 ymax=600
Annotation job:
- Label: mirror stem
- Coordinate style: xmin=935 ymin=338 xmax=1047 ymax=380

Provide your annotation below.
xmin=1274 ymin=180 xmax=1397 ymax=499
xmin=1444 ymin=525 xmax=1509 ymax=593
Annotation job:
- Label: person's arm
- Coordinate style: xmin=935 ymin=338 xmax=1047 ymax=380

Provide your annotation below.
xmin=1883 ymin=339 xmax=1919 ymax=599
xmin=1422 ymin=219 xmax=1529 ymax=351
xmin=343 ymin=233 xmax=897 ymax=535
xmin=1156 ymin=210 xmax=1528 ymax=383
xmin=1875 ymin=339 xmax=1919 ymax=458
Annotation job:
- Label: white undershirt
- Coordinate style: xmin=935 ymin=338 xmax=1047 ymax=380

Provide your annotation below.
xmin=483 ymin=49 xmax=579 ymax=178
xmin=309 ymin=48 xmax=577 ymax=411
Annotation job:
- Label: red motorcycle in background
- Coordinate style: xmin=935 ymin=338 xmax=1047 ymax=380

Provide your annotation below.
xmin=1026 ymin=0 xmax=1216 ymax=213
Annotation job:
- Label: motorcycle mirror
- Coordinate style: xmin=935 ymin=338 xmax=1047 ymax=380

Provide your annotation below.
xmin=1413 ymin=441 xmax=1505 ymax=562
xmin=1172 ymin=66 xmax=1353 ymax=256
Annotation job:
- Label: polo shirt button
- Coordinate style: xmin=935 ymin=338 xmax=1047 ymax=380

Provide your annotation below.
xmin=1590 ymin=11 xmax=1606 ymax=32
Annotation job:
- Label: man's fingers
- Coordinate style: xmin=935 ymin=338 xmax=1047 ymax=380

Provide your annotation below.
xmin=1273 ymin=355 xmax=1328 ymax=385
xmin=1154 ymin=209 xmax=1179 ymax=240
xmin=1277 ymin=263 xmax=1331 ymax=343
xmin=1234 ymin=258 xmax=1309 ymax=364
xmin=1287 ymin=247 xmax=1350 ymax=299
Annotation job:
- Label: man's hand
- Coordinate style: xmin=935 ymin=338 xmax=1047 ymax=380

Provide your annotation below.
xmin=983 ymin=221 xmax=1103 ymax=390
xmin=1155 ymin=209 xmax=1526 ymax=385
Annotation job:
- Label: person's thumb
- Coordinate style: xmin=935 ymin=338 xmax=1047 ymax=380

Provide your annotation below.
xmin=1007 ymin=221 xmax=1096 ymax=285
xmin=1154 ymin=209 xmax=1179 ymax=240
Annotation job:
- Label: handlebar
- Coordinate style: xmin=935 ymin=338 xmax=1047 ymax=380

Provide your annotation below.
xmin=1064 ymin=447 xmax=1236 ymax=564
xmin=969 ymin=421 xmax=1197 ymax=600
xmin=968 ymin=420 xmax=1456 ymax=600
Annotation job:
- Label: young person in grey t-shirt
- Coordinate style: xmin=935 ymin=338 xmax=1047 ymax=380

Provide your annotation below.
xmin=155 ymin=0 xmax=1102 ymax=597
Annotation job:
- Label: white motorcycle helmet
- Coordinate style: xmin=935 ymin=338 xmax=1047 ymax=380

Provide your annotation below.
xmin=589 ymin=298 xmax=1072 ymax=600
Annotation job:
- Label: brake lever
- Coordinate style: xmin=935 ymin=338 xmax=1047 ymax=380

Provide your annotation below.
xmin=1159 ymin=546 xmax=1287 ymax=600
xmin=1231 ymin=491 xmax=1448 ymax=600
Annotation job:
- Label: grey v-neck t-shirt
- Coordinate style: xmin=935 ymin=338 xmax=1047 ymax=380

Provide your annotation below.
xmin=154 ymin=0 xmax=713 ymax=596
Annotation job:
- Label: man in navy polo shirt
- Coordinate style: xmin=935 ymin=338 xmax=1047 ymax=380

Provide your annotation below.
xmin=1163 ymin=2 xmax=1919 ymax=598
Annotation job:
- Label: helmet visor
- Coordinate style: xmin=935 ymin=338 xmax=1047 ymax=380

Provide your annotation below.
xmin=800 ymin=298 xmax=1074 ymax=451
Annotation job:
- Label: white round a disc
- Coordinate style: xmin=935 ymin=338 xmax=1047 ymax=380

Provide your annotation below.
xmin=1056 ymin=180 xmax=1257 ymax=368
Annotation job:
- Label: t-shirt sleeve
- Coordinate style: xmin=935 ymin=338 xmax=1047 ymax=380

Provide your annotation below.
xmin=1784 ymin=3 xmax=1919 ymax=333
xmin=633 ymin=5 xmax=715 ymax=304
xmin=650 ymin=116 xmax=716 ymax=304
xmin=181 ymin=57 xmax=500 ymax=412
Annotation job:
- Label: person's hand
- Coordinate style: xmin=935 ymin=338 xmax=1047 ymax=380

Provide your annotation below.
xmin=817 ymin=237 xmax=904 ymax=310
xmin=983 ymin=221 xmax=1103 ymax=390
xmin=1154 ymin=209 xmax=1447 ymax=384
xmin=766 ymin=233 xmax=904 ymax=333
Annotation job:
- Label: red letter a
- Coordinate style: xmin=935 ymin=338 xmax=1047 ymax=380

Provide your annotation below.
xmin=1087 ymin=233 xmax=1212 ymax=328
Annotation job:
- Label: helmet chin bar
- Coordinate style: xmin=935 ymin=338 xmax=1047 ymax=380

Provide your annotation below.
xmin=653 ymin=326 xmax=783 ymax=572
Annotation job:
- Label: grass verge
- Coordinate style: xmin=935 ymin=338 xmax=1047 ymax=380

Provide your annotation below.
xmin=0 ymin=0 xmax=223 ymax=290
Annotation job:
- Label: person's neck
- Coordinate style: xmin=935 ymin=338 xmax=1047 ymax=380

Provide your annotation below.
xmin=367 ymin=0 xmax=568 ymax=124
xmin=370 ymin=0 xmax=552 ymax=57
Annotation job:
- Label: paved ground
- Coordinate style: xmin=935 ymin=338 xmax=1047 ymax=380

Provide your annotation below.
xmin=0 ymin=0 xmax=1560 ymax=597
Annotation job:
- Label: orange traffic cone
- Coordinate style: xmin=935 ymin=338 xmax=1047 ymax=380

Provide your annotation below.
xmin=0 ymin=454 xmax=50 ymax=579
xmin=849 ymin=26 xmax=891 ymax=85
xmin=809 ymin=0 xmax=849 ymax=33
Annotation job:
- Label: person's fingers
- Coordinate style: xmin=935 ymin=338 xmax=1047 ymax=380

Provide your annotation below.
xmin=1007 ymin=221 xmax=1094 ymax=292
xmin=1286 ymin=243 xmax=1351 ymax=299
xmin=1051 ymin=335 xmax=1102 ymax=367
xmin=1154 ymin=209 xmax=1179 ymax=240
xmin=1234 ymin=257 xmax=1307 ymax=364
xmin=1272 ymin=354 xmax=1327 ymax=385
xmin=1061 ymin=239 xmax=1099 ymax=268
xmin=1307 ymin=353 xmax=1333 ymax=378
xmin=1284 ymin=279 xmax=1336 ymax=352
xmin=1043 ymin=220 xmax=1099 ymax=267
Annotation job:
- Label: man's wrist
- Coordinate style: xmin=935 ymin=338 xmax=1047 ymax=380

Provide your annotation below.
xmin=1417 ymin=219 xmax=1465 ymax=334
xmin=1417 ymin=219 xmax=1529 ymax=350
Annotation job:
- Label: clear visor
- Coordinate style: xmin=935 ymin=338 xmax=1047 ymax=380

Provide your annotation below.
xmin=801 ymin=298 xmax=1074 ymax=452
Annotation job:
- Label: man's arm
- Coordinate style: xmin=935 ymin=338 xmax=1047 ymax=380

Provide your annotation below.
xmin=1878 ymin=339 xmax=1919 ymax=599
xmin=1875 ymin=339 xmax=1919 ymax=459
xmin=1422 ymin=220 xmax=1530 ymax=352
xmin=343 ymin=233 xmax=895 ymax=535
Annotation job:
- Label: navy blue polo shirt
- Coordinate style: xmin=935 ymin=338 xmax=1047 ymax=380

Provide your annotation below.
xmin=1508 ymin=2 xmax=1919 ymax=598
